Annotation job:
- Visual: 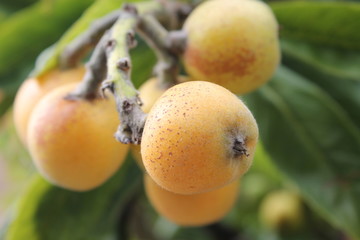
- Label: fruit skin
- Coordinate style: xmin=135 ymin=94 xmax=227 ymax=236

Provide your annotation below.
xmin=27 ymin=83 xmax=129 ymax=191
xmin=183 ymin=0 xmax=280 ymax=94
xmin=141 ymin=81 xmax=258 ymax=194
xmin=259 ymin=190 xmax=304 ymax=231
xmin=131 ymin=78 xmax=169 ymax=171
xmin=131 ymin=77 xmax=189 ymax=171
xmin=13 ymin=66 xmax=85 ymax=145
xmin=145 ymin=174 xmax=239 ymax=227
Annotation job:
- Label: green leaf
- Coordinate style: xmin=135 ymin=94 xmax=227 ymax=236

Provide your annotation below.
xmin=281 ymin=39 xmax=360 ymax=127
xmin=0 ymin=0 xmax=95 ymax=83
xmin=0 ymin=7 xmax=8 ymax=21
xmin=271 ymin=1 xmax=360 ymax=50
xmin=5 ymin=156 xmax=142 ymax=240
xmin=251 ymin=142 xmax=283 ymax=183
xmin=0 ymin=0 xmax=37 ymax=12
xmin=244 ymin=66 xmax=360 ymax=239
xmin=131 ymin=40 xmax=156 ymax=88
xmin=281 ymin=39 xmax=360 ymax=81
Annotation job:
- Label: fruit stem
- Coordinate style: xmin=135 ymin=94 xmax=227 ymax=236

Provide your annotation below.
xmin=105 ymin=13 xmax=138 ymax=99
xmin=62 ymin=1 xmax=191 ymax=143
xmin=63 ymin=2 xmax=165 ymax=100
xmin=154 ymin=0 xmax=193 ymax=30
xmin=101 ymin=6 xmax=147 ymax=145
xmin=59 ymin=1 xmax=165 ymax=70
xmin=65 ymin=32 xmax=108 ymax=100
xmin=136 ymin=14 xmax=187 ymax=88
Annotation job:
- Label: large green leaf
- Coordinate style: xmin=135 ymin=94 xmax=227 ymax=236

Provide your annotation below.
xmin=244 ymin=66 xmax=360 ymax=239
xmin=281 ymin=39 xmax=360 ymax=81
xmin=5 ymin=156 xmax=142 ymax=240
xmin=271 ymin=1 xmax=360 ymax=50
xmin=0 ymin=0 xmax=37 ymax=12
xmin=281 ymin=39 xmax=360 ymax=128
xmin=0 ymin=8 xmax=8 ymax=21
xmin=0 ymin=0 xmax=95 ymax=83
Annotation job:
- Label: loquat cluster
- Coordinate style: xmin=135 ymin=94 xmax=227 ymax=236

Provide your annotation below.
xmin=13 ymin=0 xmax=279 ymax=227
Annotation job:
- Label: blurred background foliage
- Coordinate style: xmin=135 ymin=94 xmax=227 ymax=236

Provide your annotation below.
xmin=0 ymin=0 xmax=359 ymax=239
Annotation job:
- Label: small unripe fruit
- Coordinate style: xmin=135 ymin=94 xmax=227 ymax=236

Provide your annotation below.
xmin=183 ymin=0 xmax=280 ymax=94
xmin=13 ymin=67 xmax=85 ymax=145
xmin=27 ymin=83 xmax=129 ymax=191
xmin=145 ymin=174 xmax=239 ymax=227
xmin=259 ymin=190 xmax=304 ymax=231
xmin=141 ymin=81 xmax=258 ymax=194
